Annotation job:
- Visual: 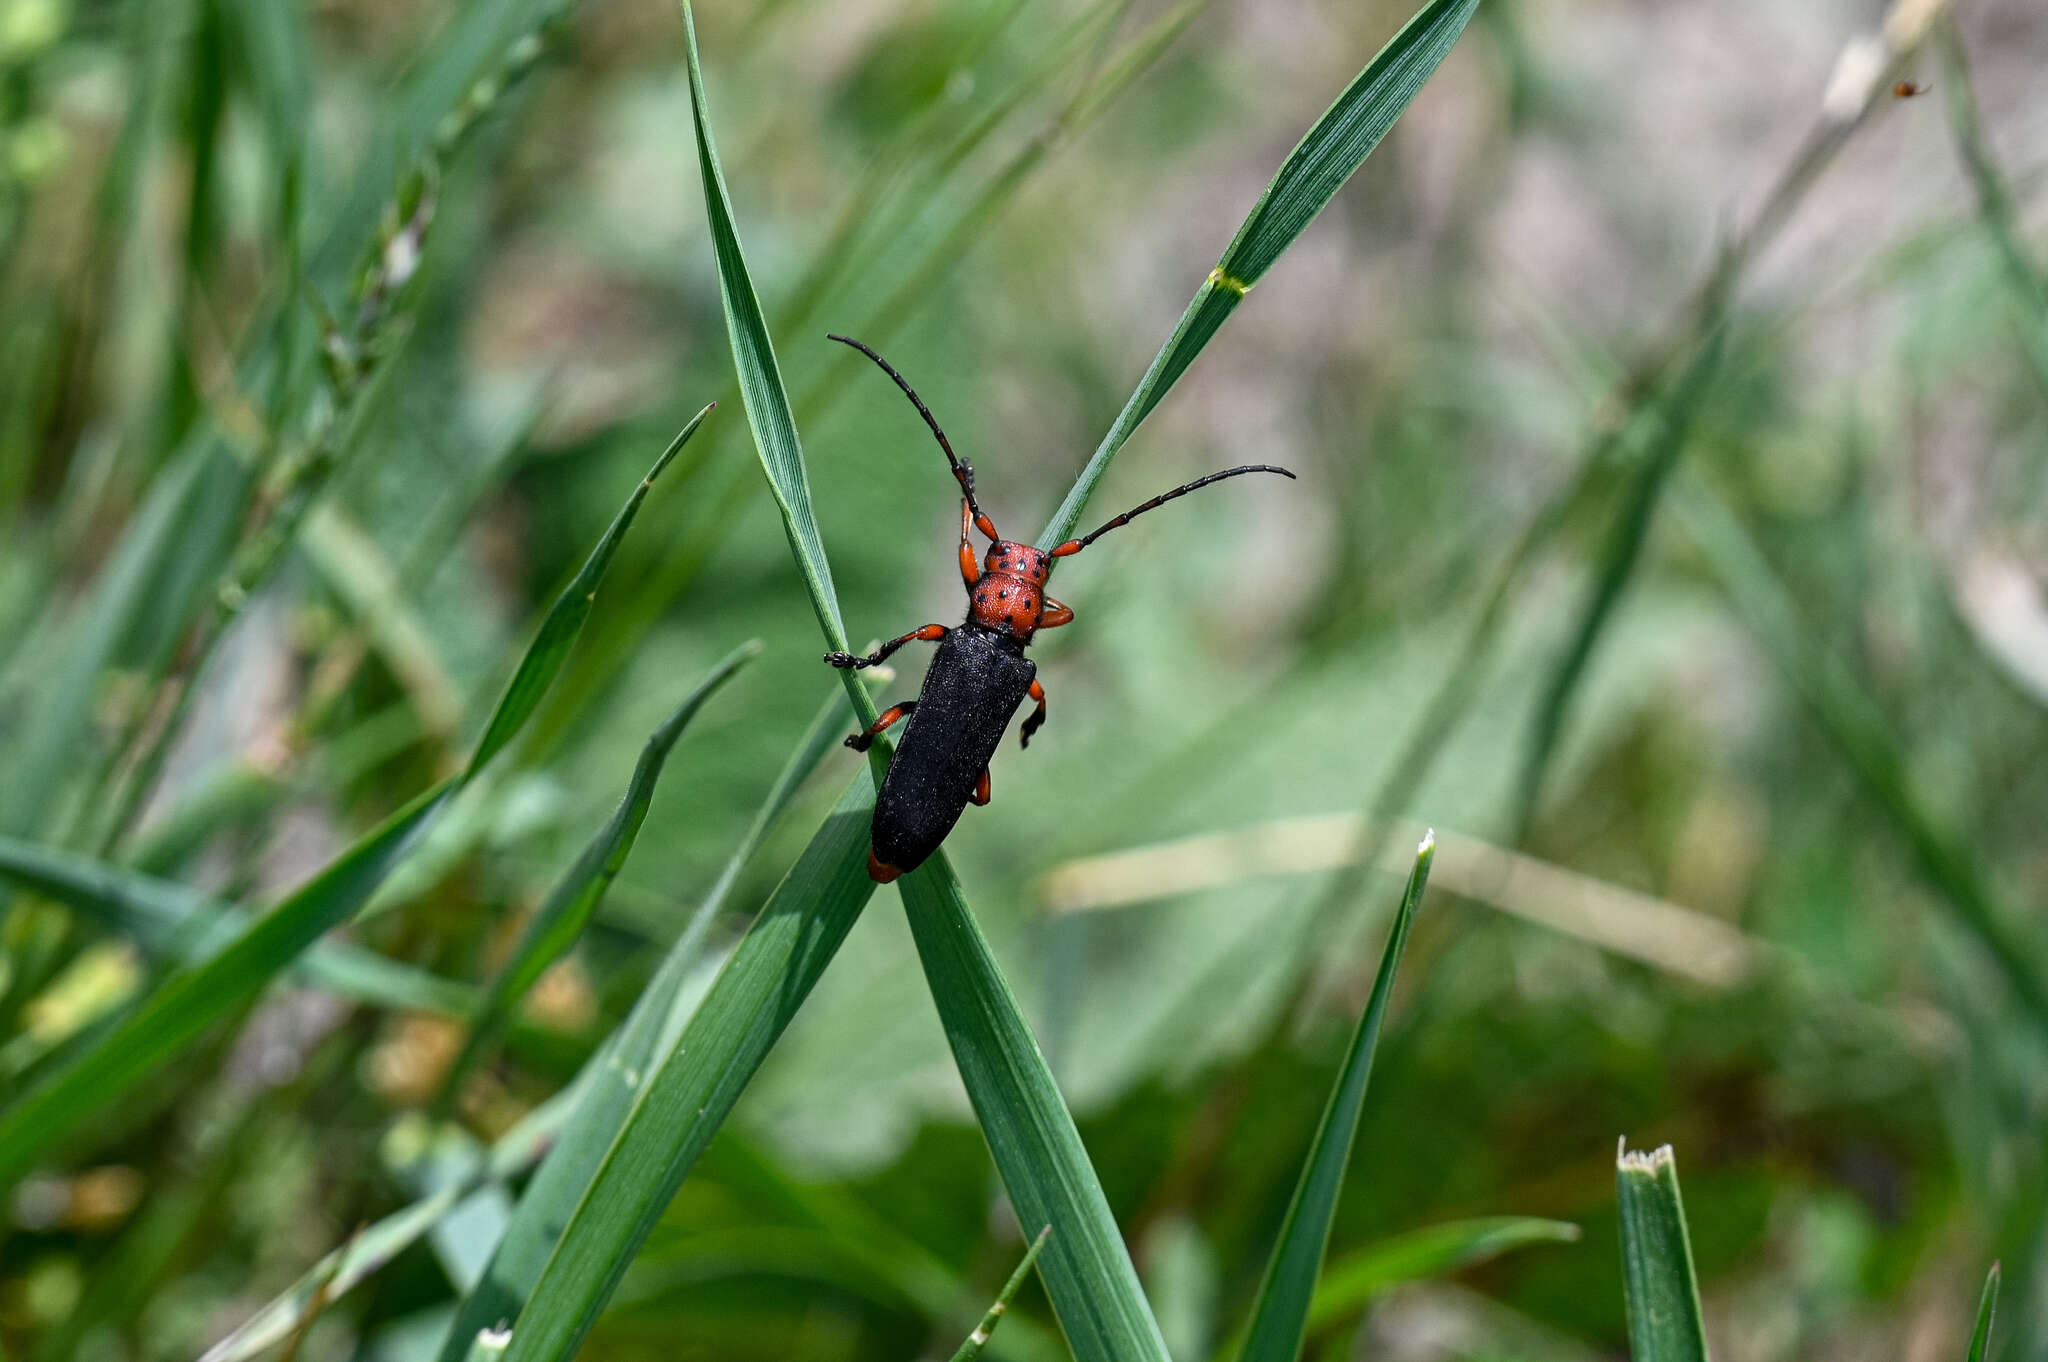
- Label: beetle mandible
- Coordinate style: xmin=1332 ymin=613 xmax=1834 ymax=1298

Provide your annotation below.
xmin=824 ymin=333 xmax=1295 ymax=883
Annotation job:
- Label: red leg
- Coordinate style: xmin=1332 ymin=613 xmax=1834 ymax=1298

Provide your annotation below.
xmin=1038 ymin=596 xmax=1073 ymax=629
xmin=1020 ymin=679 xmax=1047 ymax=748
xmin=970 ymin=767 xmax=992 ymax=806
xmin=826 ymin=624 xmax=946 ymax=671
xmin=845 ymin=701 xmax=915 ymax=752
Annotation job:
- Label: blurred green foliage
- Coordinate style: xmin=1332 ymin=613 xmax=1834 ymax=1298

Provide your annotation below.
xmin=0 ymin=0 xmax=2043 ymax=1358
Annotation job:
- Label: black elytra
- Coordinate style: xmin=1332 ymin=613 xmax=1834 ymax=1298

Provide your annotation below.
xmin=869 ymin=628 xmax=1035 ymax=877
xmin=823 ymin=334 xmax=1295 ymax=883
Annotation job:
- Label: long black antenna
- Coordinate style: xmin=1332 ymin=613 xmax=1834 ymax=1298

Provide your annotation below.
xmin=828 ymin=333 xmax=995 ymax=538
xmin=1052 ymin=465 xmax=1296 ymax=556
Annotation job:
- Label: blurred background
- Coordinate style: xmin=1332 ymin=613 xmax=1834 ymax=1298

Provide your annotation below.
xmin=1 ymin=0 xmax=2046 ymax=1357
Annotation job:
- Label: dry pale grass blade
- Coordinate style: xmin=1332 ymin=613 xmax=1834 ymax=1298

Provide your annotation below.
xmin=1036 ymin=815 xmax=1761 ymax=988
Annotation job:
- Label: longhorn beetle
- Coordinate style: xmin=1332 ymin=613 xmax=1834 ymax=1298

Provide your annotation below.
xmin=825 ymin=333 xmax=1295 ymax=883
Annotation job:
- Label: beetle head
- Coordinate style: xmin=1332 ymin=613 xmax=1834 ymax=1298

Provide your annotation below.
xmin=982 ymin=540 xmax=1049 ymax=583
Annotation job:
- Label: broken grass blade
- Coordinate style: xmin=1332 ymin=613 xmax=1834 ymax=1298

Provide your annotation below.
xmin=1616 ymin=1142 xmax=1710 ymax=1362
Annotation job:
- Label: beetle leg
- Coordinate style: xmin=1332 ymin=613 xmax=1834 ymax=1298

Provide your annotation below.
xmin=845 ymin=700 xmax=916 ymax=752
xmin=958 ymin=499 xmax=981 ymax=586
xmin=1020 ymin=679 xmax=1047 ymax=748
xmin=1037 ymin=596 xmax=1073 ymax=629
xmin=825 ymin=624 xmax=947 ymax=670
xmin=970 ymin=767 xmax=992 ymax=806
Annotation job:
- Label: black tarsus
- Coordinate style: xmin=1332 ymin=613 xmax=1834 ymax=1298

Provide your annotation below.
xmin=1062 ymin=464 xmax=1296 ymax=554
xmin=828 ymin=333 xmax=994 ymax=537
xmin=825 ymin=624 xmax=947 ymax=671
xmin=847 ymin=700 xmax=917 ymax=752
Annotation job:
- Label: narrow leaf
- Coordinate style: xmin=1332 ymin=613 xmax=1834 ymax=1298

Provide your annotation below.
xmin=0 ymin=785 xmax=450 ymax=1191
xmin=494 ymin=774 xmax=878 ymax=1362
xmin=1038 ymin=0 xmax=1480 ymax=548
xmin=1671 ymin=481 xmax=2048 ymax=1036
xmin=0 ymin=425 xmax=705 ymax=1190
xmin=197 ymin=1096 xmax=573 ymax=1362
xmin=439 ymin=639 xmax=759 ymax=1107
xmin=681 ymin=4 xmax=863 ymax=708
xmin=0 ymin=835 xmax=475 ymax=1016
xmin=1512 ymin=327 xmax=1726 ymax=834
xmin=433 ymin=684 xmax=852 ymax=1362
xmin=1235 ymin=834 xmax=1436 ymax=1362
xmin=1616 ymin=1142 xmax=1711 ymax=1362
xmin=899 ymin=853 xmax=1174 ymax=1362
xmin=950 ymin=1226 xmax=1052 ymax=1362
xmin=474 ymin=5 xmax=1480 ymax=1359
xmin=1966 ymin=1261 xmax=1999 ymax=1362
xmin=1305 ymin=1217 xmax=1581 ymax=1333
xmin=467 ymin=403 xmax=715 ymax=775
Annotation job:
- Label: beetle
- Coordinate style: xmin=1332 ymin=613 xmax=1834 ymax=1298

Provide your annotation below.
xmin=823 ymin=333 xmax=1295 ymax=883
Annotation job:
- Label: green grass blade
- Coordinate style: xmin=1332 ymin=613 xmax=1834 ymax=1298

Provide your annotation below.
xmin=1937 ymin=24 xmax=2048 ymax=402
xmin=898 ymin=853 xmax=1174 ymax=1362
xmin=483 ymin=8 xmax=1471 ymax=1358
xmin=196 ymin=1096 xmax=573 ymax=1362
xmin=1965 ymin=1262 xmax=1999 ymax=1362
xmin=1510 ymin=327 xmax=1727 ymax=836
xmin=881 ymin=14 xmax=1473 ymax=1352
xmin=1671 ymin=481 xmax=2048 ymax=1036
xmin=1303 ymin=1217 xmax=1581 ymax=1335
xmin=950 ymin=1225 xmax=1052 ymax=1362
xmin=0 ymin=430 xmax=701 ymax=1191
xmin=536 ymin=0 xmax=1185 ymax=753
xmin=493 ymin=776 xmax=879 ymax=1362
xmin=467 ymin=403 xmax=715 ymax=775
xmin=0 ymin=443 xmax=230 ymax=839
xmin=438 ymin=638 xmax=759 ymax=1109
xmin=433 ymin=683 xmax=852 ymax=1362
xmin=703 ymin=1134 xmax=1068 ymax=1362
xmin=0 ymin=835 xmax=475 ymax=1015
xmin=682 ymin=4 xmax=864 ymax=713
xmin=1037 ymin=0 xmax=1479 ymax=547
xmin=1234 ymin=834 xmax=1436 ymax=1362
xmin=0 ymin=783 xmax=450 ymax=1192
xmin=1616 ymin=1142 xmax=1710 ymax=1362
xmin=827 ymin=0 xmax=1202 ymax=391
